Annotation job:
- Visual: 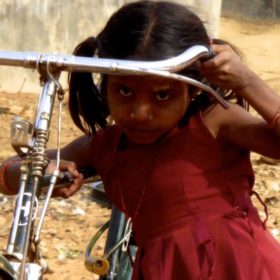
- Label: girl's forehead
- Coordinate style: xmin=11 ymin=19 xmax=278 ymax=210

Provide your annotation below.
xmin=108 ymin=75 xmax=186 ymax=88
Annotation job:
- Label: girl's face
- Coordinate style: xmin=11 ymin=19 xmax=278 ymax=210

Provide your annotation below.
xmin=107 ymin=75 xmax=191 ymax=145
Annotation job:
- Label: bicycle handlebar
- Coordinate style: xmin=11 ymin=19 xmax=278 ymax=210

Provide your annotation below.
xmin=0 ymin=46 xmax=228 ymax=108
xmin=0 ymin=45 xmax=209 ymax=73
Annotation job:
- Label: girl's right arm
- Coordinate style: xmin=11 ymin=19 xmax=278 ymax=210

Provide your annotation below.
xmin=0 ymin=157 xmax=22 ymax=195
xmin=0 ymin=135 xmax=95 ymax=196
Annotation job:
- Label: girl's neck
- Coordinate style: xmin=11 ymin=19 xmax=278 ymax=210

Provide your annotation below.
xmin=118 ymin=133 xmax=151 ymax=151
xmin=118 ymin=126 xmax=181 ymax=151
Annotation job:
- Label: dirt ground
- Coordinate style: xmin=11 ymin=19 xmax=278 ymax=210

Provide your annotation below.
xmin=0 ymin=17 xmax=280 ymax=279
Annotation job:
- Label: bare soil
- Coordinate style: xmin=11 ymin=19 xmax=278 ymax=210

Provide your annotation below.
xmin=0 ymin=17 xmax=280 ymax=279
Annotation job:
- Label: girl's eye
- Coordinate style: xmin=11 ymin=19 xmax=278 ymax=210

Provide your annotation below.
xmin=120 ymin=86 xmax=132 ymax=97
xmin=156 ymin=91 xmax=171 ymax=101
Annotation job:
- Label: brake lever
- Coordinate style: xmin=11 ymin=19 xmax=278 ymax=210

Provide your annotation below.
xmin=39 ymin=167 xmax=97 ymax=195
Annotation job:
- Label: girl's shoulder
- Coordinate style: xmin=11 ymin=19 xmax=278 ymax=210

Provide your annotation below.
xmin=202 ymin=102 xmax=280 ymax=159
xmin=85 ymin=125 xmax=122 ymax=167
xmin=202 ymin=102 xmax=261 ymax=140
xmin=93 ymin=124 xmax=122 ymax=148
xmin=95 ymin=124 xmax=121 ymax=137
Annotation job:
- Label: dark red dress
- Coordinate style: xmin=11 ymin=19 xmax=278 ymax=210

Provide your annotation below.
xmin=89 ymin=112 xmax=280 ymax=280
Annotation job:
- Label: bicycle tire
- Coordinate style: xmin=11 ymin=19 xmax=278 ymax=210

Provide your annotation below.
xmin=99 ymin=206 xmax=136 ymax=280
xmin=115 ymin=246 xmax=136 ymax=280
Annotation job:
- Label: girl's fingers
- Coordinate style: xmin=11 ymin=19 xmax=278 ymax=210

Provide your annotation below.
xmin=202 ymin=44 xmax=230 ymax=70
xmin=52 ymin=173 xmax=83 ymax=198
xmin=50 ymin=160 xmax=84 ymax=198
xmin=201 ymin=43 xmax=250 ymax=90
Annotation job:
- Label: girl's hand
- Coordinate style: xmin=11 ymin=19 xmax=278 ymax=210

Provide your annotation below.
xmin=47 ymin=160 xmax=84 ymax=198
xmin=201 ymin=44 xmax=254 ymax=92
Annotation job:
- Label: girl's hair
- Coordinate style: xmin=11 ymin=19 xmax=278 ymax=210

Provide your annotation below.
xmin=69 ymin=0 xmax=245 ymax=135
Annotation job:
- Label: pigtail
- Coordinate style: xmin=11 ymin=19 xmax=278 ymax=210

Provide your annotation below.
xmin=68 ymin=37 xmax=109 ymax=135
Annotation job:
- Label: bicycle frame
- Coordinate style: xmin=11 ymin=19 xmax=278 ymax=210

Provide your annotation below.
xmin=0 ymin=45 xmax=228 ymax=280
xmin=1 ymin=74 xmax=63 ymax=280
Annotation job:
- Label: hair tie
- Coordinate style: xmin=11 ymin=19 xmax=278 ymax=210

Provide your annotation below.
xmin=88 ymin=36 xmax=97 ymax=47
xmin=89 ymin=36 xmax=99 ymax=57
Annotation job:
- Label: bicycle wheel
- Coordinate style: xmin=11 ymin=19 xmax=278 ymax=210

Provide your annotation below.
xmin=100 ymin=206 xmax=136 ymax=280
xmin=115 ymin=245 xmax=137 ymax=280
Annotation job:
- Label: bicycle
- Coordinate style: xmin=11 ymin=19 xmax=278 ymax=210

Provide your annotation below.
xmin=0 ymin=45 xmax=224 ymax=280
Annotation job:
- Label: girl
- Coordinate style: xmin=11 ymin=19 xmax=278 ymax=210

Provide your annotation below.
xmin=1 ymin=1 xmax=280 ymax=279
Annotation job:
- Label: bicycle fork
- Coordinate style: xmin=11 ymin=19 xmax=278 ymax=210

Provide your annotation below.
xmin=0 ymin=72 xmax=64 ymax=280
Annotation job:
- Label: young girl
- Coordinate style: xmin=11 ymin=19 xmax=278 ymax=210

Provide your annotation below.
xmin=1 ymin=1 xmax=280 ymax=279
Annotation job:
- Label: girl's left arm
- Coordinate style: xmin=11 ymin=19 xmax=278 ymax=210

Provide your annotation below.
xmin=202 ymin=43 xmax=280 ymax=134
xmin=201 ymin=43 xmax=280 ymax=158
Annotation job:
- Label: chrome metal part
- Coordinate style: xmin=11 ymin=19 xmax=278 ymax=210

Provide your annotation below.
xmin=0 ymin=46 xmax=228 ymax=108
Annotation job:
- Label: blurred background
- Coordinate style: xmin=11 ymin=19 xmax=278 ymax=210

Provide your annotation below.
xmin=2 ymin=0 xmax=279 ymax=93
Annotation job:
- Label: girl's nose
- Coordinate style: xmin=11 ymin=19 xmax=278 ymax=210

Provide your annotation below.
xmin=130 ymin=103 xmax=153 ymax=122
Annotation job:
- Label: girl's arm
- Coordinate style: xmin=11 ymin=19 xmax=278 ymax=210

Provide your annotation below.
xmin=204 ymin=103 xmax=280 ymax=159
xmin=0 ymin=135 xmax=94 ymax=196
xmin=46 ymin=135 xmax=96 ymax=197
xmin=202 ymin=44 xmax=280 ymax=158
